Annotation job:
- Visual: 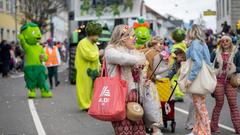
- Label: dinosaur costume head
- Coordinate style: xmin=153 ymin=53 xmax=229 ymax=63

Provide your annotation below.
xmin=172 ymin=28 xmax=185 ymax=43
xmin=133 ymin=18 xmax=151 ymax=48
xmin=20 ymin=22 xmax=42 ymax=45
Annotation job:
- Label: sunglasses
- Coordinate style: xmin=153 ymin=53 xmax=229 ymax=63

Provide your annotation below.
xmin=221 ymin=39 xmax=231 ymax=43
xmin=152 ymin=41 xmax=163 ymax=46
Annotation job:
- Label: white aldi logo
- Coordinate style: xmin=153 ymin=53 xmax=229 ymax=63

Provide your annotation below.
xmin=98 ymin=86 xmax=110 ymax=105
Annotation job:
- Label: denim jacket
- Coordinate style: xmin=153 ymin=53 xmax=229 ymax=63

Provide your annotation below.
xmin=186 ymin=39 xmax=211 ymax=81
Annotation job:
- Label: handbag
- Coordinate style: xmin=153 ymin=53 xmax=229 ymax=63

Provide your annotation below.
xmin=178 ymin=59 xmax=217 ymax=95
xmin=230 ymin=73 xmax=240 ymax=88
xmin=88 ymin=61 xmax=128 ymax=121
xmin=142 ymin=81 xmax=162 ymax=128
xmin=229 ymin=47 xmax=240 ymax=88
xmin=126 ymin=102 xmax=144 ymax=122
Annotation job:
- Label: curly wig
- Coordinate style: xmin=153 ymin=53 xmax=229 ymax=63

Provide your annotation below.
xmin=172 ymin=28 xmax=186 ymax=43
xmin=85 ymin=22 xmax=102 ymax=36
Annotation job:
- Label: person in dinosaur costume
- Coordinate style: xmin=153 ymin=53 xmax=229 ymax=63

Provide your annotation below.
xmin=170 ymin=28 xmax=187 ymax=102
xmin=133 ymin=18 xmax=151 ymax=49
xmin=75 ymin=22 xmax=102 ymax=111
xmin=18 ymin=22 xmax=52 ymax=98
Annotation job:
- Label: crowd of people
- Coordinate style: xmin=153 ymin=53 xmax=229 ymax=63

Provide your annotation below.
xmin=0 ymin=38 xmax=67 ymax=79
xmin=1 ymin=20 xmax=240 ymax=135
xmin=0 ymin=41 xmax=24 ymax=77
xmin=75 ymin=21 xmax=240 ymax=135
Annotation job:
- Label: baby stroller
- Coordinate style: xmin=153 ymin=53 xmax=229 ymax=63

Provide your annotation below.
xmin=160 ymin=80 xmax=178 ymax=133
xmin=152 ymin=56 xmax=177 ymax=133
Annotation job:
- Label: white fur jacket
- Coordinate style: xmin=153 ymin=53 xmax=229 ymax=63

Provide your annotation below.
xmin=104 ymin=45 xmax=146 ymax=93
xmin=211 ymin=46 xmax=240 ymax=77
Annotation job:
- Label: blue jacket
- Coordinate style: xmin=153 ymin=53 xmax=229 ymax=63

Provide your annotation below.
xmin=186 ymin=40 xmax=211 ymax=81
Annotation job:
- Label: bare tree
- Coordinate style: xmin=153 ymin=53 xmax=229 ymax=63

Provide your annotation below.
xmin=21 ymin=0 xmax=67 ymax=33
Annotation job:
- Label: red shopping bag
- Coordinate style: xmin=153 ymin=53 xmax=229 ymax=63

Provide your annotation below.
xmin=88 ymin=61 xmax=128 ymax=121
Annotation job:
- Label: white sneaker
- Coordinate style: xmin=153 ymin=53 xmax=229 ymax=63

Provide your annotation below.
xmin=185 ymin=125 xmax=194 ymax=130
xmin=185 ymin=132 xmax=195 ymax=135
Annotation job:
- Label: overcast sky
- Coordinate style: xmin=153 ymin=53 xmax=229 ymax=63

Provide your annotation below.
xmin=145 ymin=0 xmax=217 ymax=30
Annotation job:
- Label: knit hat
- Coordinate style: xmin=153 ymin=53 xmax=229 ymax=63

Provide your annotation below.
xmin=221 ymin=35 xmax=232 ymax=42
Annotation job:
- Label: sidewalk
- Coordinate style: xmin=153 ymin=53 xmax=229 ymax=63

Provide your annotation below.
xmin=1 ymin=62 xmax=69 ymax=79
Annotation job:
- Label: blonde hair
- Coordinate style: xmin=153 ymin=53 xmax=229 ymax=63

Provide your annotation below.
xmin=219 ymin=35 xmax=234 ymax=53
xmin=187 ymin=24 xmax=205 ymax=44
xmin=109 ymin=25 xmax=133 ymax=47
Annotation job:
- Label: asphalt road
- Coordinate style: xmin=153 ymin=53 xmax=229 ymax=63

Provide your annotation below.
xmin=0 ymin=70 xmax=239 ymax=135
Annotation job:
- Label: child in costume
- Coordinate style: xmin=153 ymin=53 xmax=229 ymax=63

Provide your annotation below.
xmin=75 ymin=22 xmax=102 ymax=111
xmin=133 ymin=18 xmax=151 ymax=49
xmin=170 ymin=28 xmax=187 ymax=102
xmin=167 ymin=46 xmax=195 ymax=130
xmin=18 ymin=22 xmax=52 ymax=98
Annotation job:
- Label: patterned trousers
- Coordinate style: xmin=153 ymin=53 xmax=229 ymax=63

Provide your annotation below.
xmin=192 ymin=94 xmax=211 ymax=135
xmin=211 ymin=80 xmax=240 ymax=133
xmin=112 ymin=90 xmax=146 ymax=135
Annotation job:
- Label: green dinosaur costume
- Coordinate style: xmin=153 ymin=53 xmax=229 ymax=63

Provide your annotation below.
xmin=18 ymin=22 xmax=52 ymax=98
xmin=75 ymin=22 xmax=102 ymax=110
xmin=133 ymin=18 xmax=151 ymax=49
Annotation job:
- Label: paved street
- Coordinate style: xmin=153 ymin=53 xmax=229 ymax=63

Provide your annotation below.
xmin=0 ymin=69 xmax=239 ymax=135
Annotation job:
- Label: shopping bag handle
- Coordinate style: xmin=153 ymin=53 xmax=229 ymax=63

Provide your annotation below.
xmin=101 ymin=60 xmax=121 ymax=78
xmin=101 ymin=60 xmax=107 ymax=77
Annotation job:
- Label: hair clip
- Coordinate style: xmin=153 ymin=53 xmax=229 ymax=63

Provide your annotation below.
xmin=123 ymin=25 xmax=129 ymax=33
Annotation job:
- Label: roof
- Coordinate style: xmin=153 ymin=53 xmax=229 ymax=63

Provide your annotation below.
xmin=145 ymin=5 xmax=167 ymax=20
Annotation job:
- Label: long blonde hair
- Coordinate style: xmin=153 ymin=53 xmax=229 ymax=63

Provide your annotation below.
xmin=109 ymin=25 xmax=133 ymax=47
xmin=187 ymin=24 xmax=206 ymax=44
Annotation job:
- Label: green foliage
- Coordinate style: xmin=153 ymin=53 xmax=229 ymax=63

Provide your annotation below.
xmin=80 ymin=0 xmax=133 ymax=17
xmin=95 ymin=1 xmax=104 ymax=17
xmin=110 ymin=4 xmax=120 ymax=16
xmin=80 ymin=0 xmax=90 ymax=15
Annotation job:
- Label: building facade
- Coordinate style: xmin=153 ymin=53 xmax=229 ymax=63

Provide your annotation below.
xmin=0 ymin=0 xmax=68 ymax=43
xmin=216 ymin=0 xmax=240 ymax=33
xmin=0 ymin=0 xmax=21 ymax=42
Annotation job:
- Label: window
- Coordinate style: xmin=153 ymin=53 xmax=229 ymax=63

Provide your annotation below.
xmin=7 ymin=29 xmax=10 ymax=39
xmin=19 ymin=0 xmax=25 ymax=12
xmin=222 ymin=0 xmax=225 ymax=17
xmin=10 ymin=0 xmax=16 ymax=14
xmin=219 ymin=0 xmax=221 ymax=19
xmin=6 ymin=0 xmax=10 ymax=11
xmin=12 ymin=30 xmax=15 ymax=41
xmin=227 ymin=0 xmax=230 ymax=15
xmin=0 ymin=28 xmax=3 ymax=41
xmin=0 ymin=0 xmax=3 ymax=11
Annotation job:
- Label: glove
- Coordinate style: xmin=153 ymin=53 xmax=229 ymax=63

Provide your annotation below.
xmin=87 ymin=68 xmax=100 ymax=80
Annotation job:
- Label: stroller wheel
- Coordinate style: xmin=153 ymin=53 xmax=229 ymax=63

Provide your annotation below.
xmin=171 ymin=121 xmax=176 ymax=133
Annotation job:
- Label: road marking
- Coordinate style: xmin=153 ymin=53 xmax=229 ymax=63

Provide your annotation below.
xmin=28 ymin=99 xmax=46 ymax=135
xmin=175 ymin=107 xmax=235 ymax=132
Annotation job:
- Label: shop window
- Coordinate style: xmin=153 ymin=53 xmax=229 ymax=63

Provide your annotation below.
xmin=0 ymin=28 xmax=3 ymax=41
xmin=6 ymin=0 xmax=10 ymax=12
xmin=0 ymin=0 xmax=3 ymax=11
xmin=7 ymin=29 xmax=10 ymax=39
